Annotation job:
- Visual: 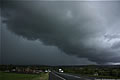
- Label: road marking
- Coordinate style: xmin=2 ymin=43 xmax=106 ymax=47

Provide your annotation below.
xmin=56 ymin=72 xmax=81 ymax=79
xmin=52 ymin=72 xmax=66 ymax=80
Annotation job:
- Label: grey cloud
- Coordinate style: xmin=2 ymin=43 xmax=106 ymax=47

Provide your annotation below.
xmin=1 ymin=1 xmax=120 ymax=64
xmin=112 ymin=41 xmax=120 ymax=49
xmin=104 ymin=34 xmax=120 ymax=40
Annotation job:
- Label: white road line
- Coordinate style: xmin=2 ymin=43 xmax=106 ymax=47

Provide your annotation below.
xmin=56 ymin=72 xmax=81 ymax=79
xmin=52 ymin=72 xmax=66 ymax=80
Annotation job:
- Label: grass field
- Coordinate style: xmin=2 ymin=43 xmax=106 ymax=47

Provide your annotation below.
xmin=0 ymin=71 xmax=49 ymax=80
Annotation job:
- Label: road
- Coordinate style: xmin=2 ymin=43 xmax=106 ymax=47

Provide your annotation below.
xmin=49 ymin=71 xmax=95 ymax=80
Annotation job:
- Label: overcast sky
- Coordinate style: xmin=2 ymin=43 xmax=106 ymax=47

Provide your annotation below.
xmin=1 ymin=0 xmax=120 ymax=65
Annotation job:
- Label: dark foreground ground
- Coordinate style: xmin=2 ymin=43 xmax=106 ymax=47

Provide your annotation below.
xmin=1 ymin=71 xmax=120 ymax=80
xmin=49 ymin=71 xmax=120 ymax=80
xmin=49 ymin=71 xmax=95 ymax=80
xmin=0 ymin=71 xmax=49 ymax=80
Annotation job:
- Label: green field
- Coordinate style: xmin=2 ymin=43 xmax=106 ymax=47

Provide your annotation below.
xmin=0 ymin=72 xmax=49 ymax=80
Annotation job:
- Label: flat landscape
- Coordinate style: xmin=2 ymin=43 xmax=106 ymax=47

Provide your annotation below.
xmin=0 ymin=65 xmax=120 ymax=80
xmin=0 ymin=72 xmax=49 ymax=80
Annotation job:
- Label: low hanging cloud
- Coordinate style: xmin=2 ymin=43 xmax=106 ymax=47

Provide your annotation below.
xmin=1 ymin=1 xmax=120 ymax=64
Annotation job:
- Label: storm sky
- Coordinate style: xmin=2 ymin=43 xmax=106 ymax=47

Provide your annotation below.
xmin=1 ymin=0 xmax=120 ymax=65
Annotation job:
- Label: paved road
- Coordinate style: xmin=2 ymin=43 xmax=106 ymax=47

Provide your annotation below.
xmin=49 ymin=72 xmax=95 ymax=80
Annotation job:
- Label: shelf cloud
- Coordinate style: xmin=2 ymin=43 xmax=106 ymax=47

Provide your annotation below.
xmin=1 ymin=0 xmax=120 ymax=64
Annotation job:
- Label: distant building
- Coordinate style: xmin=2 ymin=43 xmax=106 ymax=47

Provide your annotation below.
xmin=94 ymin=72 xmax=98 ymax=76
xmin=45 ymin=70 xmax=48 ymax=73
xmin=4 ymin=70 xmax=10 ymax=72
xmin=12 ymin=69 xmax=16 ymax=72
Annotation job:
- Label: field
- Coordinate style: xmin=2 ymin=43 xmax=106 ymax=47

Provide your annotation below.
xmin=0 ymin=72 xmax=49 ymax=80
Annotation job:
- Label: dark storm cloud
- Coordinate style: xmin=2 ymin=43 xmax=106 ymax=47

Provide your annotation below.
xmin=1 ymin=22 xmax=96 ymax=65
xmin=1 ymin=1 xmax=120 ymax=64
xmin=0 ymin=10 xmax=2 ymax=64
